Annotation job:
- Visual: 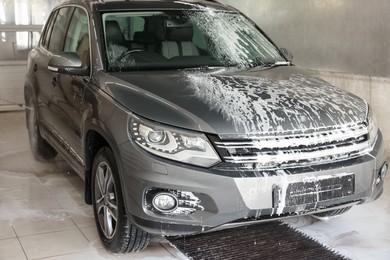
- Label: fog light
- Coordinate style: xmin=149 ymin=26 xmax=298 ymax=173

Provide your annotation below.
xmin=152 ymin=192 xmax=178 ymax=213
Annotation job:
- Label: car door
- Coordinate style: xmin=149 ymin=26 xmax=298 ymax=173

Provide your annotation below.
xmin=33 ymin=7 xmax=73 ymax=133
xmin=49 ymin=7 xmax=90 ymax=167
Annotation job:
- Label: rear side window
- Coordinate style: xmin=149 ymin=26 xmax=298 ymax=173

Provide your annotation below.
xmin=48 ymin=7 xmax=73 ymax=53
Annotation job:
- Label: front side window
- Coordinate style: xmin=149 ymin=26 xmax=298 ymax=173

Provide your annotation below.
xmin=102 ymin=10 xmax=285 ymax=71
xmin=64 ymin=8 xmax=90 ymax=67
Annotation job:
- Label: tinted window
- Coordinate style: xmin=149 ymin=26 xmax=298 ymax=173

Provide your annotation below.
xmin=48 ymin=7 xmax=73 ymax=53
xmin=41 ymin=10 xmax=58 ymax=49
xmin=102 ymin=11 xmax=285 ymax=72
xmin=64 ymin=8 xmax=90 ymax=67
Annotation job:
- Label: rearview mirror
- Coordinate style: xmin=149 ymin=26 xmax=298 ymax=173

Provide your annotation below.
xmin=48 ymin=52 xmax=89 ymax=76
xmin=280 ymin=48 xmax=294 ymax=62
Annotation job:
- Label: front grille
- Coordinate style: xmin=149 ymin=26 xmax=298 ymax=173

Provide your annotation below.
xmin=212 ymin=124 xmax=370 ymax=169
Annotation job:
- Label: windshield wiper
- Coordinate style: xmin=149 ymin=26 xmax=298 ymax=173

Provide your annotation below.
xmin=258 ymin=61 xmax=291 ymax=68
xmin=272 ymin=61 xmax=291 ymax=66
xmin=247 ymin=58 xmax=291 ymax=69
xmin=179 ymin=65 xmax=226 ymax=71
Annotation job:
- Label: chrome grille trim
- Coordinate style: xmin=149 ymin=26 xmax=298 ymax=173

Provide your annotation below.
xmin=214 ymin=124 xmax=370 ymax=168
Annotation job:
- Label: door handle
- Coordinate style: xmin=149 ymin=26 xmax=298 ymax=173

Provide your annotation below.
xmin=51 ymin=77 xmax=58 ymax=87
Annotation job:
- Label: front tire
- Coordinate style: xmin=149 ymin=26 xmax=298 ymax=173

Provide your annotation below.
xmin=25 ymin=91 xmax=57 ymax=161
xmin=92 ymin=147 xmax=150 ymax=253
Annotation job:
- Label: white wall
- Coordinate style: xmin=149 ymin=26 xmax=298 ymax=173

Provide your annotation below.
xmin=0 ymin=64 xmax=26 ymax=110
xmin=219 ymin=0 xmax=390 ymax=78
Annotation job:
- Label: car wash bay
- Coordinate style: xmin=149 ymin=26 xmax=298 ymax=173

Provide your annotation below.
xmin=0 ymin=0 xmax=389 ymax=259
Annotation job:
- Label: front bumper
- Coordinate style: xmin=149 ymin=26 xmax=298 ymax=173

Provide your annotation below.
xmin=117 ymin=131 xmax=387 ymax=236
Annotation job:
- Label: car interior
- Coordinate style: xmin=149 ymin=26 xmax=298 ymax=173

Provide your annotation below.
xmin=103 ymin=13 xmax=219 ymax=70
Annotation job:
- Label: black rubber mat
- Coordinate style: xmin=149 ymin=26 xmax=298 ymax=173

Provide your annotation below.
xmin=167 ymin=221 xmax=349 ymax=260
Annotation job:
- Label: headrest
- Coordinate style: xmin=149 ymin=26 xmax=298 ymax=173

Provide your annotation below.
xmin=165 ymin=27 xmax=194 ymax=42
xmin=105 ymin=20 xmax=126 ymax=45
xmin=146 ymin=17 xmax=166 ymax=40
xmin=133 ymin=31 xmax=157 ymax=44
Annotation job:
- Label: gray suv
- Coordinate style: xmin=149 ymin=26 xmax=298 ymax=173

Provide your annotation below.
xmin=24 ymin=0 xmax=388 ymax=253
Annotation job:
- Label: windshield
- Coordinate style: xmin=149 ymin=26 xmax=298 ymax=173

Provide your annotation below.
xmin=102 ymin=10 xmax=286 ymax=71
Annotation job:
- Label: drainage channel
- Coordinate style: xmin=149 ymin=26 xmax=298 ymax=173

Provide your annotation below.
xmin=167 ymin=221 xmax=349 ymax=260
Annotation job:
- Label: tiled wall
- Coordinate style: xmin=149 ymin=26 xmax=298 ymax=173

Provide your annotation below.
xmin=316 ymin=70 xmax=390 ymax=155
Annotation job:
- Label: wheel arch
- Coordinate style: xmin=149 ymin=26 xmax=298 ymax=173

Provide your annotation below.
xmin=83 ymin=122 xmax=124 ymax=205
xmin=23 ymin=75 xmax=40 ymax=102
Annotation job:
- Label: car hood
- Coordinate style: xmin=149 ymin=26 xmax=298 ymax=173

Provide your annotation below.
xmin=101 ymin=66 xmax=368 ymax=137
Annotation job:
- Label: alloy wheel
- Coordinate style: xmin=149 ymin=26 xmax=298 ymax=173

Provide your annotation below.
xmin=95 ymin=161 xmax=119 ymax=239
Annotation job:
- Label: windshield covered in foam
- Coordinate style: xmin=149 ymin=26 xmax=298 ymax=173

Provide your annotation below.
xmin=102 ymin=10 xmax=285 ymax=71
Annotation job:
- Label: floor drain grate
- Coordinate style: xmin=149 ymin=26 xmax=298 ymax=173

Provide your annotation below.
xmin=167 ymin=221 xmax=349 ymax=260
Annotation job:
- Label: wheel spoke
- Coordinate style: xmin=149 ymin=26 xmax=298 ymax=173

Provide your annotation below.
xmin=95 ymin=161 xmax=118 ymax=239
xmin=106 ymin=168 xmax=113 ymax=193
xmin=96 ymin=196 xmax=104 ymax=206
xmin=106 ymin=205 xmax=118 ymax=222
xmin=97 ymin=205 xmax=105 ymax=216
xmin=107 ymin=201 xmax=118 ymax=220
xmin=96 ymin=166 xmax=106 ymax=197
xmin=103 ymin=206 xmax=115 ymax=237
xmin=107 ymin=173 xmax=113 ymax=189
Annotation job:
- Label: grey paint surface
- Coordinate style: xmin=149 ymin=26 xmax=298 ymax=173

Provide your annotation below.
xmin=220 ymin=0 xmax=390 ymax=78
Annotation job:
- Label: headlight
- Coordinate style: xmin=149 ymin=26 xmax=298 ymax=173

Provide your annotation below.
xmin=367 ymin=106 xmax=379 ymax=147
xmin=128 ymin=114 xmax=221 ymax=168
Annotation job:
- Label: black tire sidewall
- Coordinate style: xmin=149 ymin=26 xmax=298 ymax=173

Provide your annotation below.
xmin=91 ymin=147 xmax=132 ymax=253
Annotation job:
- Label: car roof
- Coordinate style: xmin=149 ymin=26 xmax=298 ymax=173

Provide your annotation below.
xmin=59 ymin=0 xmax=236 ymax=13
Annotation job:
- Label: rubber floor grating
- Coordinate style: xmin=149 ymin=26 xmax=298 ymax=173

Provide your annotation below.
xmin=167 ymin=221 xmax=349 ymax=260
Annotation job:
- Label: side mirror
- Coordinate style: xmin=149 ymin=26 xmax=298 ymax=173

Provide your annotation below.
xmin=48 ymin=52 xmax=89 ymax=76
xmin=280 ymin=48 xmax=294 ymax=62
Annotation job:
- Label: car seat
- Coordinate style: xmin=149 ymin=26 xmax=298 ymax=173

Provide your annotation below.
xmin=161 ymin=27 xmax=199 ymax=59
xmin=105 ymin=20 xmax=128 ymax=47
xmin=132 ymin=31 xmax=158 ymax=52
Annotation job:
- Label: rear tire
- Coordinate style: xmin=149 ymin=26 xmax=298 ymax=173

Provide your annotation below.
xmin=25 ymin=91 xmax=57 ymax=161
xmin=92 ymin=147 xmax=150 ymax=253
xmin=312 ymin=207 xmax=352 ymax=219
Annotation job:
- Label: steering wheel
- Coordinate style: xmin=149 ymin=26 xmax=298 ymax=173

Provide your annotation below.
xmin=116 ymin=49 xmax=143 ymax=62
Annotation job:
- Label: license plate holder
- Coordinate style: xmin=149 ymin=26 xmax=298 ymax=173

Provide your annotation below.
xmin=273 ymin=174 xmax=355 ymax=208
